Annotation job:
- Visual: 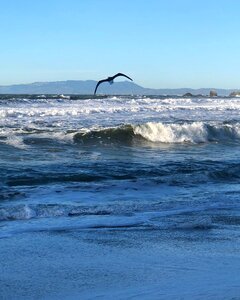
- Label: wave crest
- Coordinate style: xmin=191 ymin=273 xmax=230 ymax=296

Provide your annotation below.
xmin=134 ymin=122 xmax=208 ymax=143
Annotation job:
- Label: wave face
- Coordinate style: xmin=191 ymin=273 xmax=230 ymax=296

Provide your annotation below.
xmin=73 ymin=121 xmax=240 ymax=145
xmin=1 ymin=95 xmax=240 ymax=239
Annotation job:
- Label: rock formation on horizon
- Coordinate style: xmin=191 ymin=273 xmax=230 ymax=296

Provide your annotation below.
xmin=210 ymin=90 xmax=217 ymax=97
xmin=229 ymin=91 xmax=240 ymax=97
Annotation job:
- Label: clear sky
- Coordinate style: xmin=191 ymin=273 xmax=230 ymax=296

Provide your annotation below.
xmin=1 ymin=0 xmax=240 ymax=88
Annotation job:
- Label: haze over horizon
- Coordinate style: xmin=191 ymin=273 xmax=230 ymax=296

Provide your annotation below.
xmin=0 ymin=78 xmax=240 ymax=91
xmin=1 ymin=0 xmax=240 ymax=89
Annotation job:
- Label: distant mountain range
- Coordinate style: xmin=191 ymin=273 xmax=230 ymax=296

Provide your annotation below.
xmin=0 ymin=80 xmax=239 ymax=96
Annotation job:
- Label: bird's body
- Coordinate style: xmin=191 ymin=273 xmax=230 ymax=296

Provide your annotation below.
xmin=94 ymin=73 xmax=133 ymax=95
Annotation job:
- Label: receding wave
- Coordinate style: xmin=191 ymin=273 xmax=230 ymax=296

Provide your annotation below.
xmin=0 ymin=204 xmax=112 ymax=221
xmin=74 ymin=121 xmax=240 ymax=145
xmin=0 ymin=203 xmax=214 ymax=233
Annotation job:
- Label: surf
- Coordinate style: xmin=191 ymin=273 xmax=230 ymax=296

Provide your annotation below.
xmin=73 ymin=121 xmax=240 ymax=145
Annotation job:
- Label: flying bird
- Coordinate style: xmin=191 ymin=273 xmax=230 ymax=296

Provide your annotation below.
xmin=94 ymin=73 xmax=133 ymax=95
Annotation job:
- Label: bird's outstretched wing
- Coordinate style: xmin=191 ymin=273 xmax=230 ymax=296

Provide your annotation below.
xmin=112 ymin=73 xmax=133 ymax=81
xmin=94 ymin=79 xmax=108 ymax=95
xmin=94 ymin=73 xmax=133 ymax=95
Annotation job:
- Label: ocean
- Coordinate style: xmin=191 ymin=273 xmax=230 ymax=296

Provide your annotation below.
xmin=1 ymin=94 xmax=240 ymax=299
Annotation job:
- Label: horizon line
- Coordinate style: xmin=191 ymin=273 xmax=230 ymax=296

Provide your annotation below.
xmin=0 ymin=80 xmax=239 ymax=91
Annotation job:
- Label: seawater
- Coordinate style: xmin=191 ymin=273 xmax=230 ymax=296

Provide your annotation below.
xmin=0 ymin=95 xmax=240 ymax=237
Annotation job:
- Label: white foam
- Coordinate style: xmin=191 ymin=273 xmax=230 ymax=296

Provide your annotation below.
xmin=133 ymin=122 xmax=208 ymax=143
xmin=1 ymin=97 xmax=240 ymax=130
xmin=5 ymin=135 xmax=28 ymax=149
xmin=0 ymin=205 xmax=36 ymax=221
xmin=133 ymin=122 xmax=240 ymax=143
xmin=29 ymin=131 xmax=76 ymax=144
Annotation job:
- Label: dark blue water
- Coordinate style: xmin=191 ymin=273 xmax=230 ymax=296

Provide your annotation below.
xmin=0 ymin=95 xmax=240 ymax=238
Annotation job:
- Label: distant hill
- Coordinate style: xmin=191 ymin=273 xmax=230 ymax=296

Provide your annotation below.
xmin=0 ymin=80 xmax=238 ymax=96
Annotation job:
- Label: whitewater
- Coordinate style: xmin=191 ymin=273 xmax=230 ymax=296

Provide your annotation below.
xmin=1 ymin=95 xmax=240 ymax=299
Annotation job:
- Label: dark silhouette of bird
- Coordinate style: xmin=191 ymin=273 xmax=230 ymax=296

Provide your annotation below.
xmin=94 ymin=73 xmax=133 ymax=95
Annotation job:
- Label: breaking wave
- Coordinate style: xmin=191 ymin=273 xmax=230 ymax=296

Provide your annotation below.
xmin=74 ymin=121 xmax=240 ymax=145
xmin=1 ymin=121 xmax=240 ymax=149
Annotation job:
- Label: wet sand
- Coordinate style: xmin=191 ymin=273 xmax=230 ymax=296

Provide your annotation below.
xmin=1 ymin=229 xmax=240 ymax=299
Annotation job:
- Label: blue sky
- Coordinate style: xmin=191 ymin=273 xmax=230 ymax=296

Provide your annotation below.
xmin=1 ymin=0 xmax=240 ymax=88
